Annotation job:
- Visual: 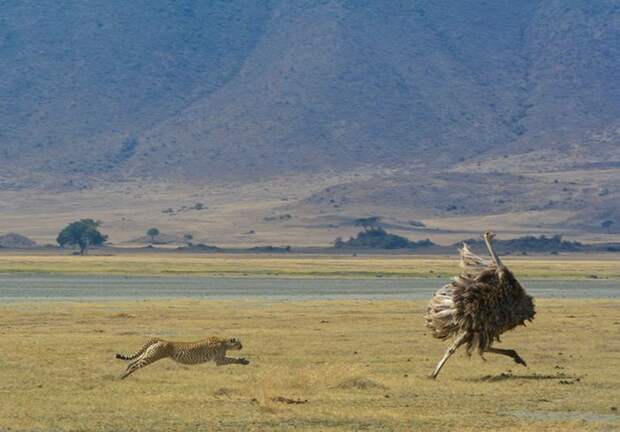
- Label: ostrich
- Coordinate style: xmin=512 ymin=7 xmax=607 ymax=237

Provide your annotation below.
xmin=425 ymin=231 xmax=535 ymax=379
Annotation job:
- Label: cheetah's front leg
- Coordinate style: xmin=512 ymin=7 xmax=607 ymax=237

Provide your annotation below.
xmin=215 ymin=356 xmax=250 ymax=366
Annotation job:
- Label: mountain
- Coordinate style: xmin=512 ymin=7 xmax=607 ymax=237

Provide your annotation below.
xmin=1 ymin=0 xmax=619 ymax=245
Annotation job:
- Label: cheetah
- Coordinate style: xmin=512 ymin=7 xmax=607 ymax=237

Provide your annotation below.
xmin=115 ymin=336 xmax=249 ymax=379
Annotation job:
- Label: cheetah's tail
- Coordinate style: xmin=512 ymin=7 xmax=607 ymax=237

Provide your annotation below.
xmin=115 ymin=338 xmax=160 ymax=361
xmin=115 ymin=353 xmax=137 ymax=361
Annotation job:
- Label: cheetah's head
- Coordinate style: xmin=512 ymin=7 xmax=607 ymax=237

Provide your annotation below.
xmin=225 ymin=337 xmax=243 ymax=351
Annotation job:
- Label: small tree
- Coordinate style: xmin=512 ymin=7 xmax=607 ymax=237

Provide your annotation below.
xmin=184 ymin=233 xmax=193 ymax=246
xmin=601 ymin=220 xmax=614 ymax=233
xmin=57 ymin=219 xmax=107 ymax=255
xmin=147 ymin=227 xmax=160 ymax=243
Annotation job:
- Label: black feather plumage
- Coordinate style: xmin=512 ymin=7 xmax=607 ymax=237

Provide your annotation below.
xmin=426 ymin=233 xmax=535 ymax=378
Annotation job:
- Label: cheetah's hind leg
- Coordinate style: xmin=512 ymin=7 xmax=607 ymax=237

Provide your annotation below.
xmin=120 ymin=354 xmax=162 ymax=379
xmin=119 ymin=342 xmax=166 ymax=379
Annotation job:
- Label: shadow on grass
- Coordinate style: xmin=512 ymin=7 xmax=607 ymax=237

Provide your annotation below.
xmin=461 ymin=372 xmax=579 ymax=383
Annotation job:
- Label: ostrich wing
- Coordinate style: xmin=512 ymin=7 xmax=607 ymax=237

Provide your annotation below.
xmin=459 ymin=243 xmax=495 ymax=274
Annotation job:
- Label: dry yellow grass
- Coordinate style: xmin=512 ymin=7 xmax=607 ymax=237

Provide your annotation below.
xmin=0 ymin=252 xmax=619 ymax=279
xmin=1 ymin=299 xmax=619 ymax=431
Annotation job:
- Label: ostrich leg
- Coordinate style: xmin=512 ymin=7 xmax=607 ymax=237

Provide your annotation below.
xmin=430 ymin=333 xmax=469 ymax=379
xmin=486 ymin=347 xmax=527 ymax=367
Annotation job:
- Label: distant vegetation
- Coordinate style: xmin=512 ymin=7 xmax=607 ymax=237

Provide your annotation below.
xmin=354 ymin=216 xmax=381 ymax=231
xmin=110 ymin=136 xmax=138 ymax=165
xmin=458 ymin=234 xmax=584 ymax=254
xmin=335 ymin=228 xmax=434 ymax=250
xmin=177 ymin=243 xmax=220 ymax=252
xmin=408 ymin=220 xmax=426 ymax=228
xmin=333 ymin=230 xmax=617 ymax=253
xmin=337 ymin=217 xmax=434 ymax=250
xmin=162 ymin=203 xmax=207 ymax=216
xmin=0 ymin=233 xmax=37 ymax=249
xmin=264 ymin=214 xmax=293 ymax=222
xmin=57 ymin=219 xmax=107 ymax=255
xmin=601 ymin=220 xmax=614 ymax=233
xmin=249 ymin=245 xmax=292 ymax=253
xmin=146 ymin=227 xmax=160 ymax=243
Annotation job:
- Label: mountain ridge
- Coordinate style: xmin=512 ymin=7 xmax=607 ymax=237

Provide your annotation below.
xmin=1 ymin=1 xmax=619 ymax=242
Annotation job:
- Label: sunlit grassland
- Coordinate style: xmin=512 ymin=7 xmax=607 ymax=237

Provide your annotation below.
xmin=0 ymin=253 xmax=619 ymax=279
xmin=1 ymin=299 xmax=619 ymax=431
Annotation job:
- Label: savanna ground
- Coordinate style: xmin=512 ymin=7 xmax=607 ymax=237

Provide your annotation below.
xmin=1 ymin=252 xmax=619 ymax=279
xmin=1 ymin=298 xmax=619 ymax=431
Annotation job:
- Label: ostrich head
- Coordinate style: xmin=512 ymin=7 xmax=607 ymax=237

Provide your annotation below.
xmin=483 ymin=231 xmax=496 ymax=241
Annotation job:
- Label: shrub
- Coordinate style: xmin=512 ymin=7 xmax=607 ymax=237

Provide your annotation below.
xmin=335 ymin=228 xmax=434 ymax=250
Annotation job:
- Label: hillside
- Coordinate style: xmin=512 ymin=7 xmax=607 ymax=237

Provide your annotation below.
xmin=0 ymin=1 xmax=619 ymax=244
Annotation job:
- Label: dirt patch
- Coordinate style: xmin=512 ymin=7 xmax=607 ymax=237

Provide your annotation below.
xmin=511 ymin=410 xmax=620 ymax=423
xmin=213 ymin=387 xmax=234 ymax=397
xmin=334 ymin=377 xmax=388 ymax=390
xmin=271 ymin=396 xmax=308 ymax=405
xmin=109 ymin=313 xmax=135 ymax=319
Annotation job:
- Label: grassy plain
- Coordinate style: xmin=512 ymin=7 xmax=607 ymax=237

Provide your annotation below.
xmin=1 ymin=299 xmax=619 ymax=431
xmin=0 ymin=252 xmax=619 ymax=279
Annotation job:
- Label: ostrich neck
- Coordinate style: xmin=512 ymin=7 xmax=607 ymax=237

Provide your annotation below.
xmin=484 ymin=237 xmax=503 ymax=268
